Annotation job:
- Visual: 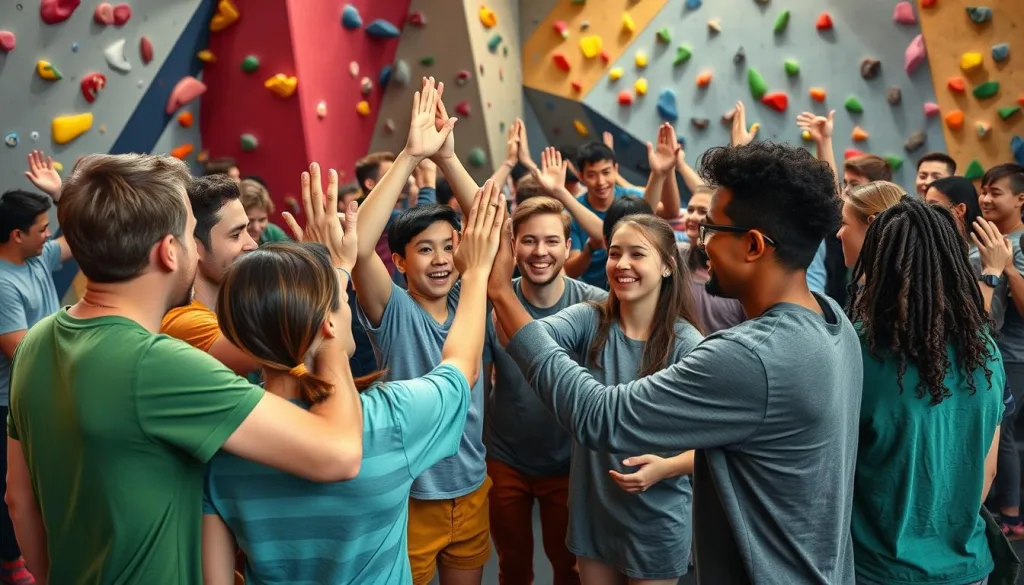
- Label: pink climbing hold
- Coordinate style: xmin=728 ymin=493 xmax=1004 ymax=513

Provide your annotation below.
xmin=0 ymin=31 xmax=15 ymax=52
xmin=113 ymin=3 xmax=131 ymax=26
xmin=139 ymin=37 xmax=153 ymax=65
xmin=40 ymin=0 xmax=81 ymax=24
xmin=166 ymin=76 xmax=207 ymax=114
xmin=892 ymin=2 xmax=916 ymax=24
xmin=904 ymin=34 xmax=926 ymax=75
xmin=455 ymin=101 xmax=471 ymax=117
xmin=94 ymin=2 xmax=114 ymax=24
xmin=923 ymin=101 xmax=940 ymax=117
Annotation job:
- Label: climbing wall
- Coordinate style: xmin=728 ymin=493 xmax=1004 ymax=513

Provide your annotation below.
xmin=919 ymin=0 xmax=1024 ymax=175
xmin=369 ymin=0 xmax=524 ymax=184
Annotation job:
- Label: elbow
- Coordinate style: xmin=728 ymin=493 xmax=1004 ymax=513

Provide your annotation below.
xmin=311 ymin=445 xmax=363 ymax=483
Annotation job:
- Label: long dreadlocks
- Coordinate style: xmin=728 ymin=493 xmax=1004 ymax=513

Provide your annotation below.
xmin=846 ymin=197 xmax=994 ymax=405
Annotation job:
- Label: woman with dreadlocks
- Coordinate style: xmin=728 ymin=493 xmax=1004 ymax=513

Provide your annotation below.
xmin=846 ymin=197 xmax=1003 ymax=585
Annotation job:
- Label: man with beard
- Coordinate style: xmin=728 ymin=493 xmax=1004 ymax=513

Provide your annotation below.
xmin=161 ymin=175 xmax=259 ymax=374
xmin=482 ymin=196 xmax=605 ymax=585
xmin=5 ymin=154 xmax=366 ymax=584
xmin=488 ymin=141 xmax=862 ymax=585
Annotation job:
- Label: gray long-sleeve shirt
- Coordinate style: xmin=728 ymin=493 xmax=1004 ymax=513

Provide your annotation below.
xmin=505 ymin=293 xmax=863 ymax=584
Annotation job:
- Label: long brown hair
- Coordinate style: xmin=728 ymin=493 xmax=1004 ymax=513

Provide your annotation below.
xmin=588 ymin=215 xmax=704 ymax=377
xmin=216 ymin=242 xmax=384 ymax=404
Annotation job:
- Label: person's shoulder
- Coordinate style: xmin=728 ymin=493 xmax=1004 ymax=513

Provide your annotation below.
xmin=565 ymin=277 xmax=608 ymax=302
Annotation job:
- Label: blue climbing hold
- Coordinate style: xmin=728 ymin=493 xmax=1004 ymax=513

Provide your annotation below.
xmin=656 ymin=88 xmax=679 ymax=122
xmin=686 ymin=0 xmax=702 ymax=9
xmin=488 ymin=34 xmax=502 ymax=53
xmin=365 ymin=19 xmax=400 ymax=39
xmin=341 ymin=4 xmax=362 ymax=30
xmin=992 ymin=42 xmax=1010 ymax=63
xmin=1012 ymin=136 xmax=1024 ymax=166
xmin=966 ymin=6 xmax=992 ymax=24
xmin=379 ymin=65 xmax=392 ymax=89
xmin=4 ymin=132 xmax=18 ymax=148
xmin=71 ymin=42 xmax=79 ymax=52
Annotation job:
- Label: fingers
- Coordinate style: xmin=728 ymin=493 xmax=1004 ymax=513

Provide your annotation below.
xmin=468 ymin=182 xmax=489 ymax=235
xmin=325 ymin=168 xmax=339 ymax=219
xmin=411 ymin=90 xmax=422 ymax=121
xmin=973 ymin=218 xmax=994 ymax=247
xmin=622 ymin=455 xmax=655 ymax=466
xmin=309 ymin=163 xmax=324 ymax=223
xmin=480 ymin=180 xmax=500 ymax=233
xmin=299 ymin=170 xmax=314 ymax=225
xmin=282 ymin=212 xmax=303 ymax=241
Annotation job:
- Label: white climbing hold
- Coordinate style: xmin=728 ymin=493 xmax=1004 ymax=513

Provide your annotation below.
xmin=104 ymin=38 xmax=131 ymax=72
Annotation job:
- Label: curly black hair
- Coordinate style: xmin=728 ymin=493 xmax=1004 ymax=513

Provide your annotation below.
xmin=698 ymin=141 xmax=840 ymax=270
xmin=846 ymin=197 xmax=994 ymax=405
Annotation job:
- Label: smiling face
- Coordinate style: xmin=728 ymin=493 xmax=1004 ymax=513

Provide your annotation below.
xmin=979 ymin=176 xmax=1024 ymax=225
xmin=581 ymin=159 xmax=619 ymax=209
xmin=245 ymin=206 xmax=270 ymax=242
xmin=17 ymin=212 xmax=52 ymax=258
xmin=198 ymin=199 xmax=258 ymax=284
xmin=396 ymin=220 xmax=457 ymax=301
xmin=916 ymin=160 xmax=952 ymax=196
xmin=842 ymin=170 xmax=870 ymax=195
xmin=513 ymin=213 xmax=570 ymax=287
xmin=683 ymin=191 xmax=711 ymax=241
xmin=607 ymin=223 xmax=668 ymax=306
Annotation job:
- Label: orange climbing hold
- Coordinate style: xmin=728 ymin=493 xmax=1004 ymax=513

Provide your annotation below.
xmin=171 ymin=143 xmax=194 ymax=159
xmin=618 ymin=90 xmax=634 ymax=105
xmin=809 ymin=87 xmax=827 ymax=102
xmin=947 ymin=77 xmax=966 ymax=93
xmin=944 ymin=109 xmax=965 ymax=130
xmin=177 ymin=111 xmax=193 ymax=128
xmin=210 ymin=0 xmax=239 ymax=32
xmin=696 ymin=71 xmax=713 ymax=87
xmin=553 ymin=53 xmax=570 ymax=72
xmin=851 ymin=126 xmax=869 ymax=141
xmin=761 ymin=92 xmax=788 ymax=112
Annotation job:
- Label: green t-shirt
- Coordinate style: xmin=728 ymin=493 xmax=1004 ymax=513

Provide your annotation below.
xmin=852 ymin=334 xmax=1003 ymax=584
xmin=259 ymin=222 xmax=292 ymax=246
xmin=6 ymin=309 xmax=263 ymax=584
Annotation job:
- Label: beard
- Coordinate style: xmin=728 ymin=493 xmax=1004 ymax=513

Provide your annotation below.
xmin=705 ymin=270 xmax=727 ymax=298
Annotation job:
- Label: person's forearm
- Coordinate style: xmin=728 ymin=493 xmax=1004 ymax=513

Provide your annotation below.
xmin=489 ymin=162 xmax=514 ymax=192
xmin=663 ymin=451 xmax=694 ymax=478
xmin=658 ymin=171 xmax=681 ymax=219
xmin=563 ymin=250 xmax=590 ymax=278
xmin=678 ymin=159 xmax=705 ymax=193
xmin=442 ymin=272 xmax=489 ymax=384
xmin=981 ymin=283 xmax=995 ymax=313
xmin=356 ymin=150 xmax=420 ymax=257
xmin=490 ymin=286 xmax=536 ymax=343
xmin=9 ymin=504 xmax=49 ymax=583
xmin=642 ymin=170 xmax=668 ymax=214
xmin=433 ymin=154 xmax=480 ymax=213
xmin=551 ymin=187 xmax=604 ymax=244
xmin=815 ymin=138 xmax=839 ymax=194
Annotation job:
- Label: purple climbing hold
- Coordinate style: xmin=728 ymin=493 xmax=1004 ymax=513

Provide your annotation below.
xmin=365 ymin=19 xmax=400 ymax=39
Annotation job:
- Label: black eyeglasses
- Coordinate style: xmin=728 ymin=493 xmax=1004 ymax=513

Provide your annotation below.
xmin=698 ymin=223 xmax=778 ymax=247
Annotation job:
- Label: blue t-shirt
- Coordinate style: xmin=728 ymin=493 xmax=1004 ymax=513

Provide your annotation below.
xmin=569 ymin=185 xmax=644 ymax=289
xmin=806 ymin=240 xmax=827 ymax=294
xmin=357 ymin=281 xmax=486 ymax=499
xmin=203 ymin=364 xmax=470 ymax=585
xmin=0 ymin=239 xmax=61 ymax=406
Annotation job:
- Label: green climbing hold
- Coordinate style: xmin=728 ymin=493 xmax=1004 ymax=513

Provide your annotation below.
xmin=468 ymin=147 xmax=487 ymax=167
xmin=774 ymin=9 xmax=790 ymax=33
xmin=747 ymin=68 xmax=768 ymax=100
xmin=964 ymin=159 xmax=985 ymax=180
xmin=884 ymin=154 xmax=903 ymax=171
xmin=999 ymin=106 xmax=1022 ymax=120
xmin=674 ymin=44 xmax=692 ymax=66
xmin=421 ymin=56 xmax=435 ymax=66
xmin=487 ymin=34 xmax=502 ymax=53
xmin=656 ymin=27 xmax=671 ymax=43
xmin=241 ymin=55 xmax=259 ymax=73
xmin=972 ymin=80 xmax=999 ymax=99
xmin=784 ymin=59 xmax=800 ymax=76
xmin=845 ymin=96 xmax=864 ymax=113
xmin=240 ymin=133 xmax=258 ymax=152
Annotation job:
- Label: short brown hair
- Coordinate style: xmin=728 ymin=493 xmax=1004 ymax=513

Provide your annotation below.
xmin=58 ymin=154 xmax=191 ymax=283
xmin=203 ymin=157 xmax=238 ymax=176
xmin=512 ymin=196 xmax=571 ymax=239
xmin=239 ymin=179 xmax=274 ymax=214
xmin=514 ymin=175 xmax=544 ymax=205
xmin=844 ymin=155 xmax=892 ymax=182
xmin=355 ymin=152 xmax=396 ymax=195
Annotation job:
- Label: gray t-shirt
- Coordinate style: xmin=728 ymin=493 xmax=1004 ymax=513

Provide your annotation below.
xmin=483 ymin=276 xmax=606 ymax=476
xmin=357 ymin=281 xmax=486 ymax=499
xmin=506 ymin=293 xmax=862 ymax=585
xmin=0 ymin=240 xmax=61 ymax=406
xmin=970 ymin=230 xmax=1024 ymax=363
xmin=538 ymin=303 xmax=702 ymax=579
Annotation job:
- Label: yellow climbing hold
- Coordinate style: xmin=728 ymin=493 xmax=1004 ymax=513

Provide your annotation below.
xmin=609 ymin=67 xmax=623 ymax=81
xmin=959 ymin=51 xmax=983 ymax=72
xmin=52 ymin=161 xmax=64 ymax=173
xmin=801 ymin=130 xmax=813 ymax=141
xmin=36 ymin=60 xmax=62 ymax=81
xmin=197 ymin=49 xmax=216 ymax=63
xmin=356 ymin=100 xmax=371 ymax=116
xmin=479 ymin=5 xmax=497 ymax=28
xmin=579 ymin=35 xmax=603 ymax=59
xmin=264 ymin=74 xmax=298 ymax=98
xmin=210 ymin=0 xmax=240 ymax=31
xmin=622 ymin=13 xmax=635 ymax=34
xmin=634 ymin=78 xmax=648 ymax=96
xmin=52 ymin=112 xmax=93 ymax=145
xmin=635 ymin=50 xmax=648 ymax=69
xmin=573 ymin=119 xmax=589 ymax=136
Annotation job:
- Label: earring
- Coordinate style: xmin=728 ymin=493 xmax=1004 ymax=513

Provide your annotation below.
xmin=662 ymin=270 xmax=671 ymax=278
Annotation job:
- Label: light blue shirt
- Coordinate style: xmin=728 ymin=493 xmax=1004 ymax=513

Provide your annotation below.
xmin=569 ymin=184 xmax=645 ymax=289
xmin=806 ymin=240 xmax=827 ymax=294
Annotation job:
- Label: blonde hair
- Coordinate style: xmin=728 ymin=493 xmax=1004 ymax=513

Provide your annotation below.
xmin=239 ymin=179 xmax=273 ymax=214
xmin=843 ymin=181 xmax=908 ymax=224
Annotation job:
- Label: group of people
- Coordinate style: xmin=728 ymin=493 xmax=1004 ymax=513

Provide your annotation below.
xmin=1 ymin=75 xmax=1024 ymax=585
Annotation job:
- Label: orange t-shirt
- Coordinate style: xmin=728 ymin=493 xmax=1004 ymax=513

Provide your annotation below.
xmin=161 ymin=299 xmax=221 ymax=352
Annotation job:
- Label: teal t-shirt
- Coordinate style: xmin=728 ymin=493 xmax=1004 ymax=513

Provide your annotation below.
xmin=258 ymin=222 xmax=292 ymax=246
xmin=203 ymin=364 xmax=470 ymax=585
xmin=852 ymin=335 xmax=1003 ymax=584
xmin=569 ymin=184 xmax=644 ymax=289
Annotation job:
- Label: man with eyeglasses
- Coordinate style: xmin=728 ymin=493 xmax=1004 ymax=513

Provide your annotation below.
xmin=488 ymin=141 xmax=863 ymax=585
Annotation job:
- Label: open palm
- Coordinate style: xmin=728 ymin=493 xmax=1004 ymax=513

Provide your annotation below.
xmin=538 ymin=147 xmax=567 ymax=193
xmin=25 ymin=150 xmax=62 ymax=197
xmin=648 ymin=123 xmax=680 ymax=174
xmin=796 ymin=110 xmax=835 ymax=142
xmin=406 ymin=78 xmax=455 ymax=159
xmin=432 ymin=81 xmax=457 ymax=160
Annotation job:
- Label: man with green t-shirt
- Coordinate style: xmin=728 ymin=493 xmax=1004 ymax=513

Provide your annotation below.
xmin=5 ymin=153 xmax=365 ymax=584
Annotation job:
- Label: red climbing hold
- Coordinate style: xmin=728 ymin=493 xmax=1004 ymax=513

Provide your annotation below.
xmin=40 ymin=0 xmax=81 ymax=24
xmin=80 ymin=72 xmax=107 ymax=103
xmin=921 ymin=0 xmax=937 ymax=7
xmin=761 ymin=92 xmax=788 ymax=113
xmin=553 ymin=53 xmax=571 ymax=72
xmin=0 ymin=30 xmax=15 ymax=52
xmin=844 ymin=148 xmax=866 ymax=159
xmin=618 ymin=90 xmax=634 ymax=105
xmin=571 ymin=81 xmax=583 ymax=93
xmin=947 ymin=77 xmax=966 ymax=93
xmin=139 ymin=36 xmax=153 ymax=65
xmin=600 ymin=50 xmax=611 ymax=64
xmin=455 ymin=101 xmax=471 ymax=117
xmin=113 ymin=3 xmax=131 ymax=26
xmin=408 ymin=11 xmax=426 ymax=27
xmin=816 ymin=12 xmax=833 ymax=31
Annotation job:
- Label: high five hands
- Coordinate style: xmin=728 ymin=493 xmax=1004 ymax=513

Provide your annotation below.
xmin=283 ymin=163 xmax=359 ymax=272
xmin=454 ymin=179 xmax=507 ymax=279
xmin=406 ymin=77 xmax=458 ymax=162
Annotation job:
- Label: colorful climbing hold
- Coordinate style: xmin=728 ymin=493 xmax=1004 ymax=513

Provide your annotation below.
xmin=600 ymin=50 xmax=610 ymax=64
xmin=815 ymin=12 xmax=833 ymax=31
xmin=844 ymin=149 xmax=867 ymax=159
xmin=80 ymin=72 xmax=106 ymax=103
xmin=948 ymin=77 xmax=966 ymax=93
xmin=573 ymin=119 xmax=589 ymax=136
xmin=845 ymin=96 xmax=864 ymax=113
xmin=609 ymin=67 xmax=623 ymax=81
xmin=554 ymin=20 xmax=569 ymax=38
xmin=316 ymin=100 xmax=327 ymax=119
xmin=964 ymin=159 xmax=985 ymax=180
xmin=72 ymin=42 xmax=79 ymax=52
xmin=51 ymin=112 xmax=93 ymax=145
xmin=992 ymin=43 xmax=1010 ymax=63
xmin=733 ymin=47 xmax=746 ymax=65
xmin=553 ymin=53 xmax=570 ymax=72
xmin=455 ymin=101 xmax=471 ymax=117
xmin=360 ymin=76 xmax=373 ymax=95
xmin=112 ymin=3 xmax=131 ymax=25
xmin=29 ymin=131 xmax=38 ymax=141
xmin=487 ymin=34 xmax=502 ymax=52
xmin=657 ymin=89 xmax=679 ymax=122
xmin=966 ymin=6 xmax=992 ymax=24
xmin=356 ymin=101 xmax=371 ymax=116
xmin=0 ymin=31 xmax=15 ymax=52
xmin=455 ymin=69 xmax=471 ymax=86
xmin=674 ymin=45 xmax=692 ymax=66
xmin=884 ymin=155 xmax=904 ymax=171
xmin=999 ymin=106 xmax=1022 ymax=120
xmin=762 ymin=92 xmax=788 ymax=113
xmin=240 ymin=133 xmax=258 ymax=151
xmin=784 ymin=59 xmax=799 ymax=76
xmin=886 ymin=87 xmax=902 ymax=106
xmin=809 ymin=87 xmax=827 ymax=102
xmin=860 ymin=58 xmax=881 ymax=80
xmin=697 ymin=71 xmax=713 ymax=88
xmin=140 ymin=37 xmax=153 ymax=65
xmin=691 ymin=118 xmax=711 ymax=130
xmin=341 ymin=4 xmax=362 ymax=30
xmin=264 ymin=74 xmax=297 ymax=98
xmin=170 ymin=144 xmax=194 ymax=160
xmin=478 ymin=5 xmax=497 ymax=28
xmin=852 ymin=126 xmax=869 ymax=141
xmin=366 ymin=19 xmax=400 ymax=39
xmin=241 ymin=55 xmax=259 ymax=73
xmin=579 ymin=35 xmax=602 ymax=59
xmin=104 ymin=39 xmax=131 ymax=73
xmin=686 ymin=0 xmax=702 ymax=9
xmin=1012 ymin=136 xmax=1024 ymax=166
xmin=656 ymin=27 xmax=671 ymax=44
xmin=977 ymin=121 xmax=992 ymax=138
xmin=634 ymin=78 xmax=648 ymax=96
xmin=408 ymin=11 xmax=426 ymax=27
xmin=177 ymin=111 xmax=193 ymax=128
xmin=391 ymin=60 xmax=410 ymax=85
xmin=197 ymin=49 xmax=215 ymax=63
xmin=635 ymin=50 xmax=648 ymax=69
xmin=4 ymin=133 xmax=18 ymax=148
xmin=801 ymin=130 xmax=813 ymax=141
xmin=40 ymin=0 xmax=81 ymax=25
xmin=167 ymin=76 xmax=207 ymax=113
xmin=384 ymin=118 xmax=395 ymax=132
xmin=618 ymin=90 xmax=634 ymax=106
xmin=36 ymin=60 xmax=62 ymax=81
xmin=468 ymin=148 xmax=487 ymax=167
xmin=580 ymin=20 xmax=590 ymax=30
xmin=924 ymin=102 xmax=940 ymax=116
xmin=904 ymin=34 xmax=926 ymax=75
xmin=944 ymin=109 xmax=965 ymax=129
xmin=960 ymin=51 xmax=983 ymax=72
xmin=904 ymin=130 xmax=926 ymax=152
xmin=622 ymin=13 xmax=635 ymax=33
xmin=773 ymin=10 xmax=790 ymax=33
xmin=571 ymin=81 xmax=583 ymax=93
xmin=747 ymin=68 xmax=767 ymax=100
xmin=210 ymin=0 xmax=240 ymax=32
xmin=893 ymin=1 xmax=917 ymax=24
xmin=94 ymin=2 xmax=115 ymax=24
xmin=707 ymin=18 xmax=721 ymax=33
xmin=380 ymin=65 xmax=392 ymax=88
xmin=973 ymin=80 xmax=999 ymax=99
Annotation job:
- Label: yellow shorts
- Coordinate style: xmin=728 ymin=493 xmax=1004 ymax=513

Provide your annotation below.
xmin=408 ymin=477 xmax=493 ymax=585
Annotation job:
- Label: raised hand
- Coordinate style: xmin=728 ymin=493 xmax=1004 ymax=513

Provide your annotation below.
xmin=432 ymin=80 xmax=457 ymax=161
xmin=487 ymin=218 xmax=515 ymax=299
xmin=516 ymin=119 xmax=536 ymax=168
xmin=454 ymin=180 xmax=507 ymax=277
xmin=796 ymin=109 xmax=835 ymax=143
xmin=608 ymin=455 xmax=672 ymax=494
xmin=407 ymin=77 xmax=457 ymax=160
xmin=647 ymin=123 xmax=680 ymax=174
xmin=282 ymin=163 xmax=358 ymax=270
xmin=602 ymin=131 xmax=615 ymax=152
xmin=538 ymin=147 xmax=568 ymax=194
xmin=731 ymin=101 xmax=760 ymax=147
xmin=504 ymin=120 xmax=521 ymax=167
xmin=25 ymin=150 xmax=62 ymax=198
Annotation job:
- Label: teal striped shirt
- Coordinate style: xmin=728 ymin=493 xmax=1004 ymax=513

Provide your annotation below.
xmin=202 ymin=364 xmax=470 ymax=584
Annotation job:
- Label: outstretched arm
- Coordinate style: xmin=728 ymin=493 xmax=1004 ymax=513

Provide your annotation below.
xmin=24 ymin=150 xmax=72 ymax=262
xmin=605 ymin=131 xmax=642 ymax=191
xmin=643 ymin=123 xmax=681 ymax=219
xmin=534 ymin=147 xmax=604 ymax=245
xmin=431 ymin=85 xmax=478 ymax=213
xmin=796 ymin=110 xmax=838 ymax=194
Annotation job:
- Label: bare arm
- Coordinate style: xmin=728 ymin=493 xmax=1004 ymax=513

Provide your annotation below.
xmin=535 ymin=147 xmax=604 ymax=244
xmin=796 ymin=110 xmax=838 ymax=193
xmin=207 ymin=336 xmax=260 ymax=376
xmin=0 ymin=330 xmax=27 ymax=360
xmin=6 ymin=440 xmax=49 ymax=584
xmin=201 ymin=515 xmax=237 ymax=585
xmin=430 ymin=84 xmax=479 ymax=213
xmin=644 ymin=123 xmax=681 ymax=219
xmin=487 ymin=121 xmax=520 ymax=191
xmin=983 ymin=426 xmax=1000 ymax=502
xmin=608 ymin=451 xmax=694 ymax=494
xmin=563 ymin=249 xmax=591 ymax=278
xmin=676 ymin=150 xmax=705 ymax=193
